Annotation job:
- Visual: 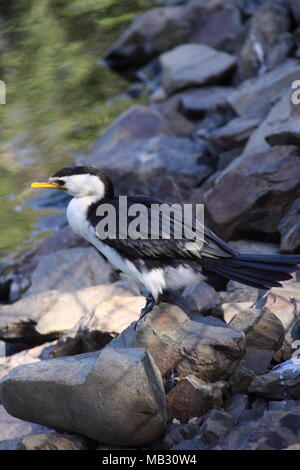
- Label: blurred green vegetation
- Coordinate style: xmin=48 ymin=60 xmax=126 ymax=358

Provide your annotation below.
xmin=0 ymin=0 xmax=154 ymax=254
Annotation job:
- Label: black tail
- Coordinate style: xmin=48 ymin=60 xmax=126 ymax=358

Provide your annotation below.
xmin=214 ymin=254 xmax=300 ymax=290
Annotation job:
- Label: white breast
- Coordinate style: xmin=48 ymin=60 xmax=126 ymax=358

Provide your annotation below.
xmin=66 ymin=196 xmax=166 ymax=300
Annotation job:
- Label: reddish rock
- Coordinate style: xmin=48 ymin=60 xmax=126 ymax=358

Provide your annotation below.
xmin=167 ymin=375 xmax=227 ymax=423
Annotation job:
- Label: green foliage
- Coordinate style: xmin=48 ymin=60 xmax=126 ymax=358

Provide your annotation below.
xmin=0 ymin=0 xmax=154 ymax=254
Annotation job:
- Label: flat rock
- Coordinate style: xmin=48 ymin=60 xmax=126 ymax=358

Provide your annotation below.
xmin=160 ymin=44 xmax=236 ymax=96
xmin=278 ymin=198 xmax=300 ymax=253
xmin=0 ymin=284 xmax=139 ymax=343
xmin=167 ymin=376 xmax=227 ymax=423
xmin=209 ymin=117 xmax=260 ymax=150
xmin=0 ymin=347 xmax=167 ymax=446
xmin=133 ymin=303 xmax=246 ymax=383
xmin=178 ymin=87 xmax=232 ymax=120
xmin=24 ymin=247 xmax=113 ymax=297
xmin=51 ymin=295 xmax=145 ymax=357
xmin=249 ymin=358 xmax=300 ymax=400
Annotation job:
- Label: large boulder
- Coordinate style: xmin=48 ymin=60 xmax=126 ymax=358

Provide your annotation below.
xmin=0 ymin=347 xmax=167 ymax=446
xmin=160 ymin=44 xmax=236 ymax=96
xmin=112 ymin=303 xmax=246 ymax=383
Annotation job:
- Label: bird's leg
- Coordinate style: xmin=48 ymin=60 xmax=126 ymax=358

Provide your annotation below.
xmin=134 ymin=293 xmax=156 ymax=330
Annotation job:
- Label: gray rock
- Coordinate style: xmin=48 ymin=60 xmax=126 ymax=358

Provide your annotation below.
xmin=178 ymin=87 xmax=233 ymax=120
xmin=278 ymin=198 xmax=300 ymax=253
xmin=0 ymin=284 xmax=139 ymax=343
xmin=204 ymin=143 xmax=300 ymax=239
xmin=228 ymin=60 xmax=300 ymax=118
xmin=160 ymin=44 xmax=236 ymax=96
xmin=209 ymin=117 xmax=261 ymax=151
xmin=249 ymin=358 xmax=300 ymax=400
xmin=24 ymin=247 xmax=113 ymax=297
xmin=238 ymin=0 xmax=292 ymax=79
xmin=153 ymin=423 xmax=199 ymax=450
xmin=167 ymin=376 xmax=227 ymax=423
xmin=199 ymin=409 xmax=235 ymax=445
xmin=150 ymin=94 xmax=195 ymax=137
xmin=79 ymin=105 xmax=211 ymax=199
xmin=182 ymin=282 xmax=221 ymax=315
xmin=104 ymin=1 xmax=243 ymax=68
xmin=134 ymin=303 xmax=246 ymax=383
xmin=225 ymin=394 xmax=249 ymax=423
xmin=0 ymin=347 xmax=167 ymax=446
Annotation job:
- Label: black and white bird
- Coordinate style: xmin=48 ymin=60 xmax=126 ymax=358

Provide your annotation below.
xmin=31 ymin=166 xmax=300 ymax=322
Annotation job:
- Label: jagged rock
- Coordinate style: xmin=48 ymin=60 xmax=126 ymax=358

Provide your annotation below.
xmin=238 ymin=0 xmax=292 ymax=79
xmin=249 ymin=359 xmax=300 ymax=400
xmin=178 ymin=87 xmax=233 ymax=120
xmin=209 ymin=117 xmax=260 ymax=150
xmin=160 ymin=44 xmax=236 ymax=96
xmin=152 ymin=423 xmax=199 ymax=450
xmin=0 ymin=284 xmax=139 ymax=343
xmin=0 ymin=347 xmax=167 ymax=445
xmin=182 ymin=282 xmax=221 ymax=316
xmin=104 ymin=1 xmax=243 ymax=68
xmin=228 ymin=366 xmax=256 ymax=394
xmin=24 ymin=247 xmax=113 ymax=297
xmin=204 ymin=143 xmax=300 ymax=239
xmin=133 ymin=303 xmax=246 ymax=383
xmin=199 ymin=409 xmax=235 ymax=445
xmin=278 ymin=198 xmax=300 ymax=253
xmin=167 ymin=376 xmax=227 ymax=423
xmin=228 ymin=60 xmax=300 ymax=118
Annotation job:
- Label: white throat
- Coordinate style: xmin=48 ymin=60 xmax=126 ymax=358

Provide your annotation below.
xmin=66 ymin=195 xmax=99 ymax=239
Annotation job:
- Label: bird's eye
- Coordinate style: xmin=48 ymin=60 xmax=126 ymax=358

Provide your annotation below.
xmin=55 ymin=179 xmax=65 ymax=186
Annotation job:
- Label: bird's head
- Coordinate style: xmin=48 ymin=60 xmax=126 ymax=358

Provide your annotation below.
xmin=31 ymin=166 xmax=114 ymax=199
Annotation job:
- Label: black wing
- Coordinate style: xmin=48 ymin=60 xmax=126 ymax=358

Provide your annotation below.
xmin=87 ymin=195 xmax=236 ymax=267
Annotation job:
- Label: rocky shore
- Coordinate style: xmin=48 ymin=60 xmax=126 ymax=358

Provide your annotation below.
xmin=1 ymin=0 xmax=300 ymax=451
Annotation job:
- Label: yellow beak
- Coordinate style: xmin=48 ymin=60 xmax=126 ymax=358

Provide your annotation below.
xmin=31 ymin=182 xmax=66 ymax=191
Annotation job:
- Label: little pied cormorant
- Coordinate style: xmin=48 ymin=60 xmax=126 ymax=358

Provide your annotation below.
xmin=31 ymin=166 xmax=300 ymax=322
